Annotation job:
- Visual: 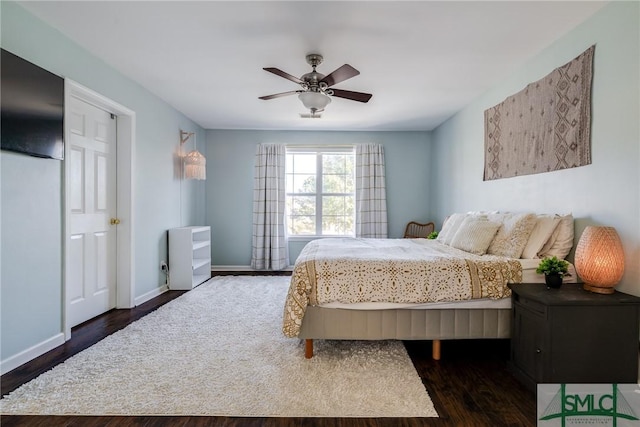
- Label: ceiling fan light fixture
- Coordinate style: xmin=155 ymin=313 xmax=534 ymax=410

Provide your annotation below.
xmin=260 ymin=55 xmax=370 ymax=116
xmin=298 ymin=91 xmax=331 ymax=112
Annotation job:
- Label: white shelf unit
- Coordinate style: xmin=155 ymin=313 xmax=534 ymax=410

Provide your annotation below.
xmin=168 ymin=226 xmax=211 ymax=290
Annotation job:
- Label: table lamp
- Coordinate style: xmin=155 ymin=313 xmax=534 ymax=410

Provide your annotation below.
xmin=574 ymin=226 xmax=624 ymax=294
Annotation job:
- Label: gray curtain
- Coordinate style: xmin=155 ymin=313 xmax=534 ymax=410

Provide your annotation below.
xmin=251 ymin=144 xmax=289 ymax=270
xmin=355 ymin=144 xmax=388 ymax=238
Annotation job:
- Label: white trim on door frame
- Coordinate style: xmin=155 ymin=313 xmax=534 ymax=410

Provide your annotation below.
xmin=63 ymin=79 xmax=136 ymax=340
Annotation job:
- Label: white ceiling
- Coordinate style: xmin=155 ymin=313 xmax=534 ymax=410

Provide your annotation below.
xmin=19 ymin=1 xmax=607 ymax=131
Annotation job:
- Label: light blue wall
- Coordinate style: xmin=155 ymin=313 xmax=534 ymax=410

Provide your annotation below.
xmin=430 ymin=2 xmax=640 ymax=295
xmin=1 ymin=153 xmax=63 ymax=356
xmin=205 ymin=130 xmax=431 ymax=266
xmin=1 ymin=2 xmax=204 ymax=361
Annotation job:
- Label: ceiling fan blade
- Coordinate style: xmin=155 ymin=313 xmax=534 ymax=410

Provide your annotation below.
xmin=259 ymin=90 xmax=302 ymax=100
xmin=263 ymin=67 xmax=303 ymax=85
xmin=320 ymin=64 xmax=360 ymax=87
xmin=330 ymin=89 xmax=372 ymax=103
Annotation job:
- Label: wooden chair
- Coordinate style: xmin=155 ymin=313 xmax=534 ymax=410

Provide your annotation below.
xmin=403 ymin=221 xmax=435 ymax=238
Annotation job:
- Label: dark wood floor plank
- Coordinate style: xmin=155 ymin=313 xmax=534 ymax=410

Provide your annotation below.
xmin=1 ymin=274 xmax=536 ymax=426
xmin=404 ymin=339 xmax=535 ymax=427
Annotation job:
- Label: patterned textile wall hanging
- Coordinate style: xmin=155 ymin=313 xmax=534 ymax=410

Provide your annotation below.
xmin=484 ymin=45 xmax=594 ymax=181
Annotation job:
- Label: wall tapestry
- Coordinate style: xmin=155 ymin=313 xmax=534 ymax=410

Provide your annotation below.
xmin=484 ymin=45 xmax=594 ymax=181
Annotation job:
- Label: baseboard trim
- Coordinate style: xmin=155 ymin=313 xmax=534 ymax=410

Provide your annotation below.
xmin=1 ymin=333 xmax=65 ymax=375
xmin=211 ymin=265 xmax=293 ymax=272
xmin=134 ymin=284 xmax=169 ymax=306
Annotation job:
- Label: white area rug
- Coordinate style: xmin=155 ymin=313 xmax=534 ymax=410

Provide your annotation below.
xmin=1 ymin=276 xmax=437 ymax=417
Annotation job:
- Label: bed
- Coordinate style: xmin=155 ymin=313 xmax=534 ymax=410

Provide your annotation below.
xmin=282 ymin=212 xmax=577 ymax=359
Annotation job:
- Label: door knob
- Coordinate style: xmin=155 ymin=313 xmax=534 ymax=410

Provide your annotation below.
xmin=110 ymin=218 xmax=121 ymax=225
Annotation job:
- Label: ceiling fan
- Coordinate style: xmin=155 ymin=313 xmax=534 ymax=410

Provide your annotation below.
xmin=259 ymin=54 xmax=372 ymax=117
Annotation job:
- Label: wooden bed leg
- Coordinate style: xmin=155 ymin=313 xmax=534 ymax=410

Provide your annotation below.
xmin=432 ymin=339 xmax=441 ymax=361
xmin=305 ymin=339 xmax=314 ymax=359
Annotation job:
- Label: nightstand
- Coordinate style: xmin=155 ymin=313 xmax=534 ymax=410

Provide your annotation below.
xmin=508 ymin=283 xmax=640 ymax=392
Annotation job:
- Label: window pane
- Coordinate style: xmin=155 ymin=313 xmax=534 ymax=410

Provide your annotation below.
xmin=345 ymin=195 xmax=354 ymax=213
xmin=323 ymin=174 xmax=346 ymax=193
xmin=322 ymin=216 xmax=352 ymax=235
xmin=322 ymin=195 xmax=354 ymax=235
xmin=323 ymin=154 xmax=347 ymax=174
xmin=323 ymin=195 xmax=348 ymax=216
xmin=344 ymin=173 xmax=354 ymax=192
xmin=292 ymin=153 xmax=316 ymax=173
xmin=292 ymin=174 xmax=315 ymax=193
xmin=345 ymin=154 xmax=354 ymax=171
xmin=288 ymin=196 xmax=315 ymax=215
xmin=322 ymin=153 xmax=353 ymax=194
xmin=289 ymin=216 xmax=315 ymax=235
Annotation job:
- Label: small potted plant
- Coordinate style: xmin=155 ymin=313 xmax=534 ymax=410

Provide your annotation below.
xmin=536 ymin=256 xmax=569 ymax=288
xmin=427 ymin=231 xmax=439 ymax=239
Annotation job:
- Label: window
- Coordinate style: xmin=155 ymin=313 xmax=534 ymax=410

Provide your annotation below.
xmin=286 ymin=148 xmax=355 ymax=237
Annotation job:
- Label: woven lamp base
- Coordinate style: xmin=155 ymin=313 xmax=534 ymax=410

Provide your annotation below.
xmin=575 ymin=226 xmax=624 ymax=296
xmin=582 ymin=283 xmax=615 ymax=295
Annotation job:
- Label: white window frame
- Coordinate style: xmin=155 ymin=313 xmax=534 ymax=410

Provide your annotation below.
xmin=285 ymin=146 xmax=356 ymax=239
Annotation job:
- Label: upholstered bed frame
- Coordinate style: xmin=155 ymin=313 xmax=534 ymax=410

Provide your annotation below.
xmin=298 ymin=306 xmax=512 ymax=359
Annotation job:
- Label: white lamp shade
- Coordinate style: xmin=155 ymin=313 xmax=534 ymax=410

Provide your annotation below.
xmin=575 ymin=226 xmax=624 ymax=294
xmin=298 ymin=92 xmax=331 ymax=111
xmin=184 ymin=150 xmax=206 ymax=180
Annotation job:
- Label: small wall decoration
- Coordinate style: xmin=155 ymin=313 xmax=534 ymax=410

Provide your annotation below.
xmin=484 ymin=45 xmax=594 ymax=181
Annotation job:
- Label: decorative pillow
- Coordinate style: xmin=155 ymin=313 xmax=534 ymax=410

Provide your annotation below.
xmin=521 ymin=215 xmax=561 ymax=259
xmin=487 ymin=212 xmax=537 ymax=258
xmin=539 ymin=214 xmax=574 ymax=259
xmin=467 ymin=210 xmax=500 ymax=215
xmin=449 ymin=216 xmax=501 ymax=255
xmin=436 ymin=213 xmax=467 ymax=246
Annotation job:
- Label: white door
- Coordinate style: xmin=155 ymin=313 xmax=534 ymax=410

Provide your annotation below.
xmin=67 ymin=96 xmax=117 ymax=327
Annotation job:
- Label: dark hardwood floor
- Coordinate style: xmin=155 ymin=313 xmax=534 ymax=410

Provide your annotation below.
xmin=1 ymin=274 xmax=536 ymax=427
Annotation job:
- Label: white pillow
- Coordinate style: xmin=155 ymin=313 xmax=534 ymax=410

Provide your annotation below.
xmin=467 ymin=210 xmax=500 ymax=215
xmin=449 ymin=216 xmax=501 ymax=255
xmin=487 ymin=212 xmax=537 ymax=258
xmin=437 ymin=213 xmax=467 ymax=246
xmin=521 ymin=215 xmax=561 ymax=259
xmin=539 ymin=214 xmax=574 ymax=259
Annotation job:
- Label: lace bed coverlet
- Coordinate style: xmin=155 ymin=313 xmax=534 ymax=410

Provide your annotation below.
xmin=283 ymin=238 xmax=522 ymax=338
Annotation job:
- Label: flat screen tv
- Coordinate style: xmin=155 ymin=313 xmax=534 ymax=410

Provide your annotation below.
xmin=1 ymin=48 xmax=64 ymax=160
